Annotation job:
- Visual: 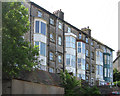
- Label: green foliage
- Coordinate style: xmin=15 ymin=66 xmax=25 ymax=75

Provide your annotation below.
xmin=113 ymin=68 xmax=120 ymax=82
xmin=60 ymin=70 xmax=101 ymax=96
xmin=2 ymin=2 xmax=39 ymax=78
xmin=113 ymin=81 xmax=120 ymax=87
xmin=60 ymin=70 xmax=81 ymax=96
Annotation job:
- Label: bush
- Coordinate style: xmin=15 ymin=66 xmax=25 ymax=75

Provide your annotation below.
xmin=60 ymin=70 xmax=101 ymax=96
xmin=113 ymin=81 xmax=120 ymax=87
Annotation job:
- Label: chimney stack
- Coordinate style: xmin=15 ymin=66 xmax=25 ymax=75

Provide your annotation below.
xmin=81 ymin=26 xmax=91 ymax=36
xmin=53 ymin=9 xmax=64 ymax=20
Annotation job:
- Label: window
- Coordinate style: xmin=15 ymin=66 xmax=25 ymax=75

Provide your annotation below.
xmin=82 ymin=43 xmax=85 ymax=54
xmin=86 ymin=50 xmax=88 ymax=57
xmin=79 ymin=33 xmax=82 ymax=39
xmin=71 ymin=37 xmax=75 ymax=48
xmin=108 ymin=69 xmax=110 ymax=77
xmin=35 ymin=41 xmax=39 ymax=50
xmin=50 ymin=18 xmax=54 ymax=25
xmin=58 ymin=36 xmax=62 ymax=45
xmin=77 ymin=58 xmax=81 ymax=68
xmin=66 ymin=54 xmax=70 ymax=65
xmin=71 ymin=55 xmax=75 ymax=67
xmin=58 ymin=22 xmax=62 ymax=29
xmin=86 ymin=76 xmax=89 ymax=82
xmin=96 ymin=65 xmax=99 ymax=75
xmin=68 ymin=27 xmax=71 ymax=33
xmin=35 ymin=20 xmax=46 ymax=35
xmin=100 ymin=66 xmax=103 ymax=76
xmin=38 ymin=11 xmax=42 ymax=17
xmin=91 ymin=41 xmax=93 ymax=46
xmin=86 ymin=37 xmax=88 ymax=43
xmin=104 ymin=68 xmax=107 ymax=77
xmin=82 ymin=35 xmax=85 ymax=40
xmin=66 ymin=36 xmax=70 ymax=47
xmin=91 ymin=52 xmax=94 ymax=59
xmin=35 ymin=21 xmax=39 ymax=33
xmin=49 ymin=52 xmax=54 ymax=61
xmin=82 ymin=74 xmax=85 ymax=80
xmin=77 ymin=42 xmax=81 ymax=53
xmin=86 ymin=64 xmax=89 ymax=70
xmin=66 ymin=36 xmax=75 ymax=48
xmin=40 ymin=65 xmax=46 ymax=71
xmin=49 ymin=68 xmax=54 ymax=73
xmin=41 ymin=22 xmax=46 ymax=35
xmin=81 ymin=58 xmax=85 ymax=70
xmin=40 ymin=42 xmax=46 ymax=56
xmin=50 ymin=33 xmax=54 ymax=42
xmin=79 ymin=74 xmax=81 ymax=79
xmin=66 ymin=54 xmax=75 ymax=67
xmin=58 ymin=55 xmax=62 ymax=63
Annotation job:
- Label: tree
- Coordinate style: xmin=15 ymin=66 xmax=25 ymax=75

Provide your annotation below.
xmin=60 ymin=70 xmax=100 ymax=96
xmin=2 ymin=2 xmax=39 ymax=78
xmin=113 ymin=68 xmax=120 ymax=82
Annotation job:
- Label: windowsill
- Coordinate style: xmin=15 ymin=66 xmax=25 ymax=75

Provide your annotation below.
xmin=34 ymin=33 xmax=46 ymax=36
xmin=50 ymin=23 xmax=55 ymax=26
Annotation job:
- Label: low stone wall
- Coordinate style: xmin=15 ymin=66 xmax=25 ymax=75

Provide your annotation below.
xmin=3 ymin=79 xmax=64 ymax=94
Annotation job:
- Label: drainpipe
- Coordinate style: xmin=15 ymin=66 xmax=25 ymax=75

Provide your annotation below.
xmin=89 ymin=37 xmax=92 ymax=86
xmin=55 ymin=19 xmax=58 ymax=73
xmin=30 ymin=3 xmax=32 ymax=44
xmin=62 ymin=15 xmax=65 ymax=73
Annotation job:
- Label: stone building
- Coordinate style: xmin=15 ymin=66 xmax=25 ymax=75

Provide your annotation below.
xmin=113 ymin=51 xmax=120 ymax=72
xmin=23 ymin=1 xmax=114 ymax=86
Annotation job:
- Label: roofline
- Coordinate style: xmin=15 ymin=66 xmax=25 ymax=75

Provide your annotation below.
xmin=113 ymin=55 xmax=120 ymax=63
xmin=30 ymin=1 xmax=114 ymax=51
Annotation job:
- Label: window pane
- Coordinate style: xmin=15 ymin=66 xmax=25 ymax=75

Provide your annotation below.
xmin=66 ymin=54 xmax=70 ymax=65
xmin=68 ymin=27 xmax=71 ymax=33
xmin=50 ymin=52 xmax=53 ymax=60
xmin=58 ymin=55 xmax=62 ymax=63
xmin=58 ymin=22 xmax=62 ymax=29
xmin=50 ymin=18 xmax=54 ymax=25
xmin=79 ymin=33 xmax=81 ymax=39
xmin=71 ymin=55 xmax=75 ymax=67
xmin=66 ymin=37 xmax=70 ymax=42
xmin=41 ymin=22 xmax=46 ymax=35
xmin=40 ymin=42 xmax=46 ymax=56
xmin=58 ymin=36 xmax=62 ymax=45
xmin=35 ymin=21 xmax=39 ymax=33
xmin=35 ymin=41 xmax=39 ymax=49
xmin=49 ymin=68 xmax=54 ymax=73
xmin=38 ymin=11 xmax=42 ymax=17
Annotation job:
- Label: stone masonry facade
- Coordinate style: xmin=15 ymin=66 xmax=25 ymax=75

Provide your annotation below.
xmin=23 ymin=1 xmax=114 ymax=86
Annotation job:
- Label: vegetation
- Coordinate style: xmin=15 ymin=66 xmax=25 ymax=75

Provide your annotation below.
xmin=2 ymin=2 xmax=39 ymax=78
xmin=113 ymin=68 xmax=120 ymax=82
xmin=60 ymin=70 xmax=101 ymax=96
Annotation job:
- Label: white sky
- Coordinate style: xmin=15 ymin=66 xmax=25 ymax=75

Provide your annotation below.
xmin=31 ymin=0 xmax=119 ymax=60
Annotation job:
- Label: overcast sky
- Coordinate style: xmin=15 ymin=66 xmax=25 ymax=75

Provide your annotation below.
xmin=31 ymin=0 xmax=119 ymax=60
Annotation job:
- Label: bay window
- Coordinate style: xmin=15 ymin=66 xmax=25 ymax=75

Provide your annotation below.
xmin=35 ymin=20 xmax=46 ymax=35
xmin=66 ymin=36 xmax=75 ymax=48
xmin=40 ymin=42 xmax=46 ymax=56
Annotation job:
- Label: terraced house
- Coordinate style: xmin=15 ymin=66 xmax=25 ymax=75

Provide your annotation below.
xmin=23 ymin=1 xmax=114 ymax=86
